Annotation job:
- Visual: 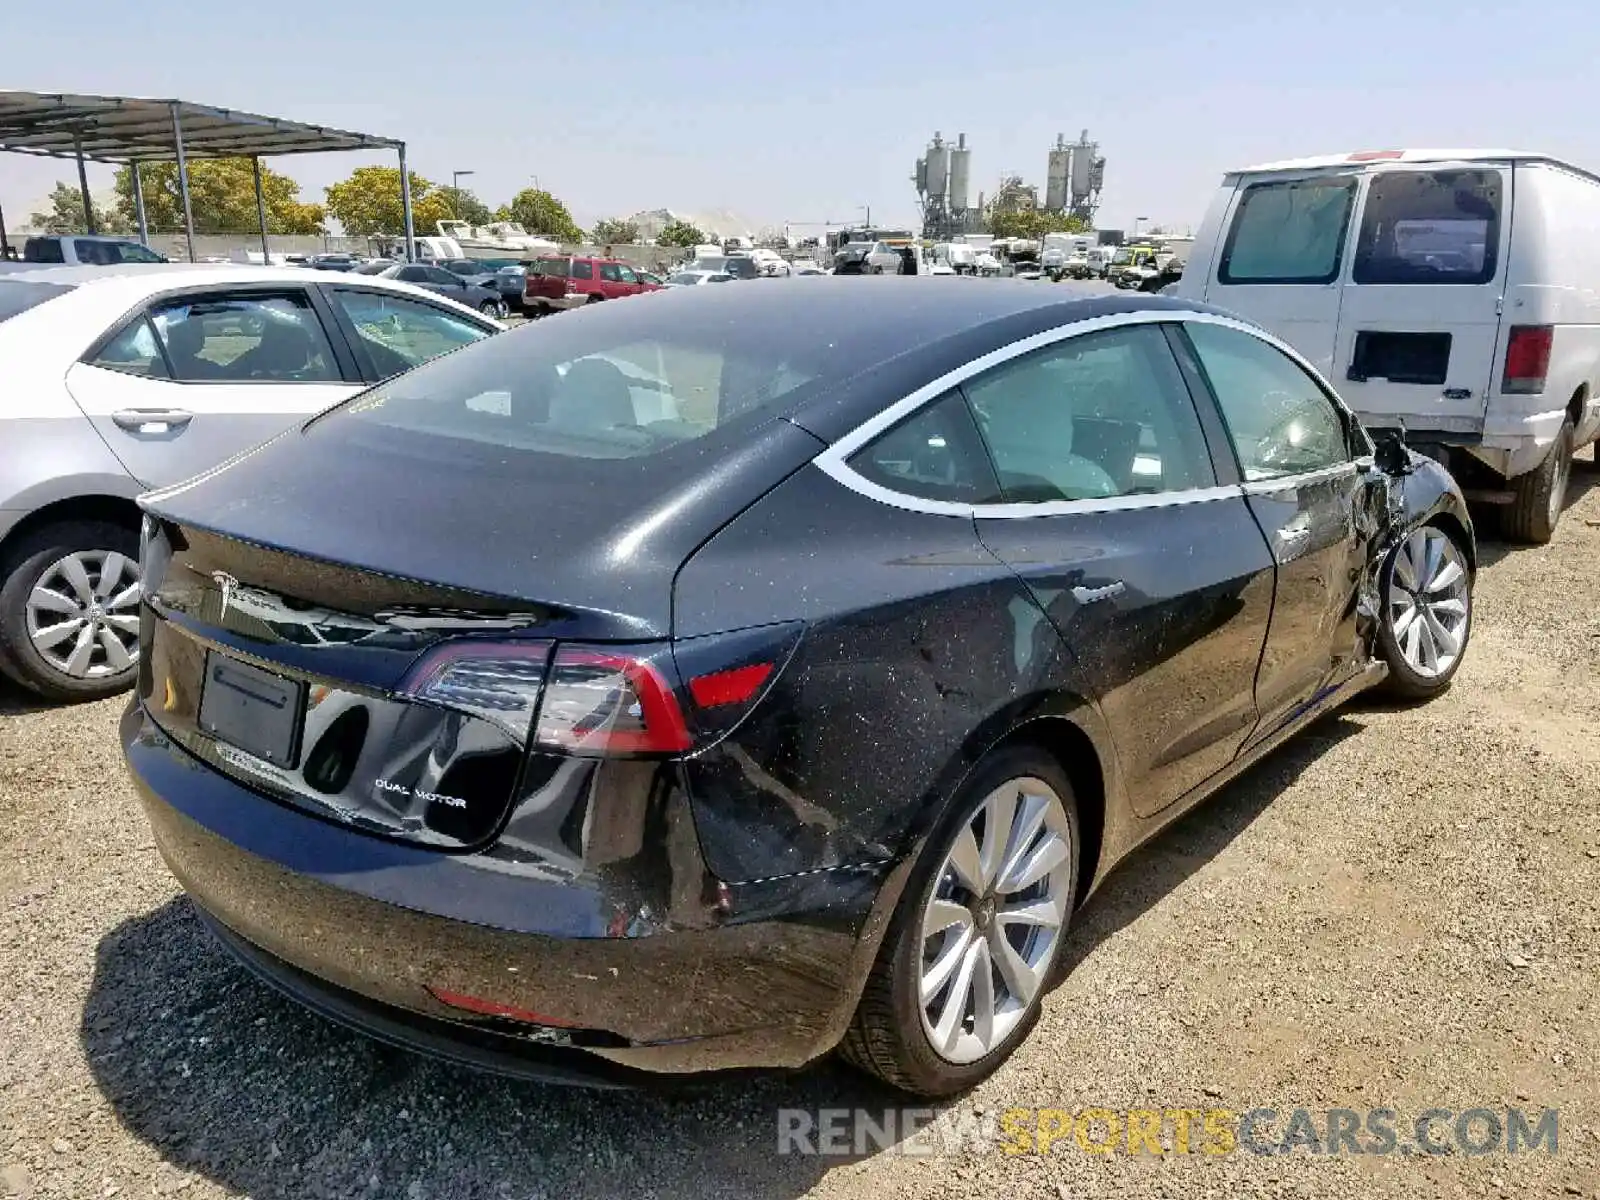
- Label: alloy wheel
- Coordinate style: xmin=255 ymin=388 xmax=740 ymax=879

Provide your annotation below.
xmin=1387 ymin=527 xmax=1470 ymax=679
xmin=24 ymin=549 xmax=141 ymax=679
xmin=918 ymin=776 xmax=1073 ymax=1065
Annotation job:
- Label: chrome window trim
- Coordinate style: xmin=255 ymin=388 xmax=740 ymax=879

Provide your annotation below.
xmin=813 ymin=307 xmax=1364 ymax=520
xmin=1241 ymin=461 xmax=1360 ymax=494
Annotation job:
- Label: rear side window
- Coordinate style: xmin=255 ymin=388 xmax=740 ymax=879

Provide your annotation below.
xmin=1219 ymin=177 xmax=1357 ymax=284
xmin=530 ymin=257 xmax=569 ymax=277
xmin=571 ymin=260 xmax=594 ymax=280
xmin=22 ymin=238 xmax=65 ymax=264
xmin=88 ymin=316 xmax=171 ymax=378
xmin=0 ymin=281 xmax=75 ymax=322
xmin=848 ymin=392 xmax=1003 ymax=504
xmin=1353 ymin=169 xmax=1502 ymax=285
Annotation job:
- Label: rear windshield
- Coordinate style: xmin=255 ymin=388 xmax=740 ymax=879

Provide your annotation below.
xmin=530 ymin=257 xmax=570 ymax=277
xmin=306 ymin=295 xmax=854 ymax=461
xmin=0 ymin=280 xmax=75 ymax=322
xmin=1220 ymin=176 xmax=1357 ymax=284
xmin=1352 ymin=169 xmax=1502 ymax=285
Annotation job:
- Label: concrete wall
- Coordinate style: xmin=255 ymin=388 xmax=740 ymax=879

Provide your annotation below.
xmin=3 ymin=229 xmax=694 ymax=269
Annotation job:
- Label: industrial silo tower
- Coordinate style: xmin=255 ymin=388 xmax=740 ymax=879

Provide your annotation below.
xmin=948 ymin=133 xmax=971 ymax=213
xmin=1045 ymin=133 xmax=1072 ymax=213
xmin=1068 ymin=128 xmax=1104 ymax=222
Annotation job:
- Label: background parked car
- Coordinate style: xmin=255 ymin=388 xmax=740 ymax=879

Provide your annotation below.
xmin=300 ymin=253 xmax=361 ymax=272
xmin=0 ymin=264 xmax=500 ymax=701
xmin=14 ymin=235 xmax=168 ymax=266
xmin=664 ymin=270 xmax=734 ymax=286
xmin=523 ymin=255 xmax=663 ymax=313
xmin=357 ymin=262 xmax=509 ymax=317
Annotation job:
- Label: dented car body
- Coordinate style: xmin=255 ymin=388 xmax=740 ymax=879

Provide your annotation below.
xmin=122 ymin=281 xmax=1474 ymax=1092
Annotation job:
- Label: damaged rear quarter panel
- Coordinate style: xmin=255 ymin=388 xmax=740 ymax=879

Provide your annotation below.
xmin=671 ymin=464 xmax=1120 ymax=885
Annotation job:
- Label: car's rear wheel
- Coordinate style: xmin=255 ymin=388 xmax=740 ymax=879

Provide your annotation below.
xmin=841 ymin=745 xmax=1079 ymax=1097
xmin=586 ymin=294 xmax=605 ymax=304
xmin=1503 ymin=416 xmax=1573 ymax=544
xmin=1376 ymin=522 xmax=1472 ymax=700
xmin=0 ymin=520 xmax=142 ymax=702
xmin=478 ymin=300 xmax=504 ymax=318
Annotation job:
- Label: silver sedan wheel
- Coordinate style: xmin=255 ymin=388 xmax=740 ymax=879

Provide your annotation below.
xmin=25 ymin=550 xmax=141 ymax=679
xmin=918 ymin=777 xmax=1072 ymax=1065
xmin=1387 ymin=526 xmax=1470 ymax=678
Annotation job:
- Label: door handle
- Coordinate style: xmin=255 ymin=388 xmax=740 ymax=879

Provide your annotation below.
xmin=112 ymin=408 xmax=193 ymax=433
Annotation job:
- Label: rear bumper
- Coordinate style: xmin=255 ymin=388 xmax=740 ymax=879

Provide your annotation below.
xmin=121 ymin=701 xmax=896 ymax=1077
xmin=526 ymin=293 xmax=587 ymax=311
xmin=1357 ymin=403 xmax=1567 ymax=479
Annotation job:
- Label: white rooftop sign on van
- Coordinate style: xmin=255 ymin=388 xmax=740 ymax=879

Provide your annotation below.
xmin=1175 ymin=148 xmax=1600 ymax=542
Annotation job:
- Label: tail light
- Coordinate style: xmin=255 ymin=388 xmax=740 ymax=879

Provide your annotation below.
xmin=534 ymin=646 xmax=691 ymax=755
xmin=564 ymin=278 xmax=576 ymax=294
xmin=1503 ymin=325 xmax=1552 ymax=394
xmin=400 ymin=640 xmax=553 ymax=741
xmin=399 ymin=623 xmax=804 ymax=757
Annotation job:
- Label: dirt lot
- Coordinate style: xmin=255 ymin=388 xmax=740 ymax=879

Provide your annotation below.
xmin=2 ymin=457 xmax=1597 ymax=1200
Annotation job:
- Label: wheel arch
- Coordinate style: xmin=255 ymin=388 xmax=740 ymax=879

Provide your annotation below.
xmin=0 ymin=491 xmax=143 ymax=568
xmin=909 ymin=690 xmax=1120 ymax=912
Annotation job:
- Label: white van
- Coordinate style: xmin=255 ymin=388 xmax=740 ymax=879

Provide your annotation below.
xmin=1176 ymin=149 xmax=1600 ymax=542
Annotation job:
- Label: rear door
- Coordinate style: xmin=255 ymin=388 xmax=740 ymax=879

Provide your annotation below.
xmin=1331 ymin=162 xmax=1510 ymax=431
xmin=1201 ymin=171 xmax=1362 ymax=379
xmin=962 ymin=321 xmax=1276 ymax=817
xmin=65 ymin=287 xmax=359 ymax=489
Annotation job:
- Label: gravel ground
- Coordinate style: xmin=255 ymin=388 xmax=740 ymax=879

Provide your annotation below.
xmin=2 ymin=455 xmax=1597 ymax=1200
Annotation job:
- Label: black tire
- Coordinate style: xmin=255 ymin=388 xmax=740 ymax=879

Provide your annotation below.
xmin=585 ymin=293 xmax=604 ymax=304
xmin=840 ymin=744 xmax=1080 ymax=1097
xmin=1503 ymin=416 xmax=1573 ymax=544
xmin=0 ymin=519 xmax=141 ymax=703
xmin=478 ymin=300 xmax=500 ymax=317
xmin=1376 ymin=522 xmax=1473 ymax=701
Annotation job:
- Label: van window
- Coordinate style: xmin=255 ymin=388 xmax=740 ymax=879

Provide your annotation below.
xmin=22 ymin=238 xmax=66 ymax=264
xmin=1219 ymin=177 xmax=1357 ymax=284
xmin=1352 ymin=169 xmax=1501 ymax=285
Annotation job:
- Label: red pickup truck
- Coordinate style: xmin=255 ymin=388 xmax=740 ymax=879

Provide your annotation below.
xmin=523 ymin=256 xmax=662 ymax=313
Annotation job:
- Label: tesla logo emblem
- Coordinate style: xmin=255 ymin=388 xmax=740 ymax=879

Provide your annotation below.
xmin=212 ymin=571 xmax=238 ymax=619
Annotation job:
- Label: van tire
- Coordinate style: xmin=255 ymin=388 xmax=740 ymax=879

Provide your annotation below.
xmin=1503 ymin=416 xmax=1574 ymax=545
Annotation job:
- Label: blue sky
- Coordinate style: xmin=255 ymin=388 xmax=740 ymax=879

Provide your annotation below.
xmin=5 ymin=0 xmax=1599 ymax=238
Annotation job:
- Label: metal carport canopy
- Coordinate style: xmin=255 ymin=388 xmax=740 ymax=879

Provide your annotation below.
xmin=0 ymin=90 xmax=418 ymax=261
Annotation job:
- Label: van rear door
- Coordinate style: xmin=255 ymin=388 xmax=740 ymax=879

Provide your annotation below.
xmin=1197 ymin=171 xmax=1361 ymax=379
xmin=1330 ymin=162 xmax=1510 ymax=433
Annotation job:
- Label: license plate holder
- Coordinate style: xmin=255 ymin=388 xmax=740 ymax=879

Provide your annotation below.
xmin=198 ymin=651 xmax=305 ymax=767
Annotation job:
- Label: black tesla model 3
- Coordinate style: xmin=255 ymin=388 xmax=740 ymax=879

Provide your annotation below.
xmin=123 ymin=280 xmax=1475 ymax=1097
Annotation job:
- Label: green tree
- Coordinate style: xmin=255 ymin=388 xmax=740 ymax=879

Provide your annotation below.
xmin=590 ymin=217 xmax=641 ymax=245
xmin=502 ymin=188 xmax=583 ymax=243
xmin=656 ymin=219 xmax=706 ymax=249
xmin=113 ymin=159 xmax=323 ymax=234
xmin=324 ymin=166 xmax=454 ymax=236
xmin=29 ymin=181 xmax=129 ymax=234
xmin=438 ymin=187 xmax=494 ymax=225
xmin=986 ymin=209 xmax=1091 ymax=240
